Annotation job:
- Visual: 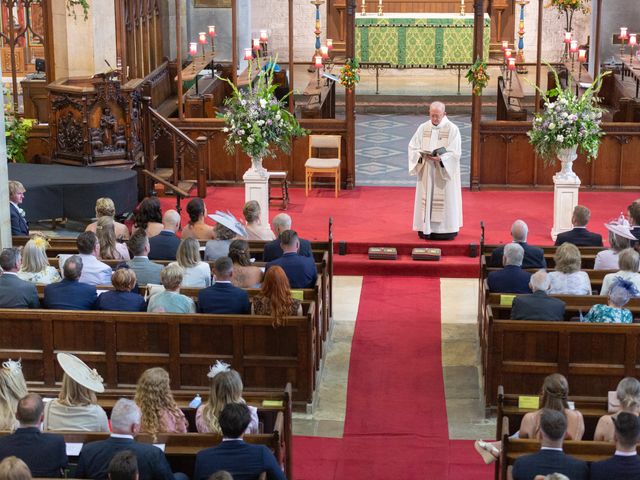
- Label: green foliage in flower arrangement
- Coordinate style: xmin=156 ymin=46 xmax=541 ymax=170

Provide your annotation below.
xmin=67 ymin=0 xmax=90 ymax=20
xmin=4 ymin=88 xmax=34 ymax=163
xmin=528 ymin=66 xmax=609 ymax=166
xmin=218 ymin=57 xmax=307 ymax=159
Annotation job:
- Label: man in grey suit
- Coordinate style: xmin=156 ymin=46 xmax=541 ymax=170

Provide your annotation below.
xmin=511 ymin=270 xmax=566 ymax=321
xmin=0 ymin=248 xmax=39 ymax=308
xmin=126 ymin=231 xmax=163 ymax=285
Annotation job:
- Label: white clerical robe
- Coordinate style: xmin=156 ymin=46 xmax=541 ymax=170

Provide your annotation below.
xmin=408 ymin=116 xmax=463 ymax=235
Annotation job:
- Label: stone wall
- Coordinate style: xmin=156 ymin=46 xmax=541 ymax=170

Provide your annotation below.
xmin=515 ymin=1 xmax=592 ymax=64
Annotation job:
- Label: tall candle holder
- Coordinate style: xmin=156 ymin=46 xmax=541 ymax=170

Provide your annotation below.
xmin=310 ymin=0 xmax=325 ymax=72
xmin=198 ymin=32 xmax=207 ymax=60
xmin=620 ymin=27 xmax=628 ymax=56
xmin=208 ymin=25 xmax=216 ymax=55
xmin=516 ymin=0 xmax=529 ymax=73
xmin=507 ymin=57 xmax=516 ymax=93
xmin=361 ymin=0 xmax=366 ymax=15
xmin=460 ymin=0 xmax=465 ymax=16
xmin=378 ymin=0 xmax=383 ymax=16
xmin=260 ymin=29 xmax=269 ymax=57
xmin=577 ymin=48 xmax=586 ymax=95
xmin=314 ymin=55 xmax=323 ymax=87
xmin=563 ymin=31 xmax=572 ymax=63
xmin=630 ymin=33 xmax=637 ymax=65
xmin=569 ymin=39 xmax=578 ymax=78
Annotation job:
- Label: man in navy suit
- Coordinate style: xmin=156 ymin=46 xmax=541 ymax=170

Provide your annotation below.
xmin=511 ymin=271 xmax=565 ymax=321
xmin=590 ymin=412 xmax=640 ymax=479
xmin=554 ymin=205 xmax=603 ymax=247
xmin=149 ymin=210 xmax=181 ymax=261
xmin=198 ymin=257 xmax=250 ymax=314
xmin=488 ymin=220 xmax=546 ymax=269
xmin=0 ymin=248 xmax=39 ymax=308
xmin=266 ymin=230 xmax=317 ymax=289
xmin=263 ymin=214 xmax=312 ymax=262
xmin=44 ymin=255 xmax=97 ymax=310
xmin=193 ymin=403 xmax=286 ymax=480
xmin=0 ymin=394 xmax=67 ymax=477
xmin=629 ymin=201 xmax=640 ymax=244
xmin=512 ymin=409 xmax=588 ymax=480
xmin=76 ymin=398 xmax=176 ymax=480
xmin=9 ymin=180 xmax=29 ymax=236
xmin=487 ymin=243 xmax=532 ymax=294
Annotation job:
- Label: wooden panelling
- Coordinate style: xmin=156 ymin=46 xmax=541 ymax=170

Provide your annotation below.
xmin=476 ymin=121 xmax=640 ymax=190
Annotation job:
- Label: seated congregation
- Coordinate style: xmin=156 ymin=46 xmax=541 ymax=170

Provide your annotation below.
xmin=0 ymin=355 xmax=286 ymax=480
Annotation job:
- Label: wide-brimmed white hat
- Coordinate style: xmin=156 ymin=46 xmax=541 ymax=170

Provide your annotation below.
xmin=604 ymin=215 xmax=637 ymax=241
xmin=57 ymin=352 xmax=105 ymax=393
xmin=208 ymin=210 xmax=247 ymax=237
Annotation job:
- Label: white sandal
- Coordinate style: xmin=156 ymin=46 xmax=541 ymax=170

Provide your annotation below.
xmin=474 ymin=440 xmax=500 ymax=464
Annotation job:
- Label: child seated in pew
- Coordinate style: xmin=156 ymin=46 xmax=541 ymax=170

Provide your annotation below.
xmin=196 ymin=361 xmax=259 ymax=435
xmin=581 ymin=278 xmax=637 ymax=324
xmin=594 ymin=377 xmax=640 ymax=442
xmin=135 ymin=367 xmax=188 ymax=440
xmin=474 ymin=374 xmax=585 ymax=464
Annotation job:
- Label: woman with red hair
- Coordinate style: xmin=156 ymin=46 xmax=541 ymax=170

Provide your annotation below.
xmin=252 ymin=266 xmax=303 ymax=327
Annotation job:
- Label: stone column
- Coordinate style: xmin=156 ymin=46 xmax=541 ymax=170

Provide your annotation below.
xmin=51 ymin=0 xmax=117 ymax=78
xmin=0 ymin=57 xmax=10 ymax=249
xmin=243 ymin=165 xmax=270 ymax=227
xmin=551 ymin=179 xmax=580 ymax=240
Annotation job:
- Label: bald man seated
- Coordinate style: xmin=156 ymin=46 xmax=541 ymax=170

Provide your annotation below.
xmin=488 ymin=220 xmax=546 ymax=269
xmin=148 ymin=210 xmax=181 ymax=261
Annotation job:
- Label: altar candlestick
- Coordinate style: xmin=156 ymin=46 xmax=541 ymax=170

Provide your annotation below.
xmin=252 ymin=38 xmax=260 ymax=51
xmin=208 ymin=26 xmax=216 ymax=52
xmin=620 ymin=27 xmax=629 ymax=56
xmin=378 ymin=0 xmax=383 ymax=16
xmin=260 ymin=29 xmax=268 ymax=42
xmin=569 ymin=40 xmax=578 ymax=53
xmin=189 ymin=42 xmax=198 ymax=57
xmin=314 ymin=55 xmax=322 ymax=87
xmin=507 ymin=58 xmax=516 ymax=71
xmin=501 ymin=40 xmax=508 ymax=51
xmin=198 ymin=32 xmax=207 ymax=59
xmin=630 ymin=33 xmax=638 ymax=65
xmin=578 ymin=49 xmax=586 ymax=63
xmin=361 ymin=0 xmax=366 ymax=15
xmin=244 ymin=48 xmax=253 ymax=61
xmin=326 ymin=38 xmax=333 ymax=50
xmin=504 ymin=48 xmax=512 ymax=59
xmin=320 ymin=45 xmax=329 ymax=59
xmin=564 ymin=31 xmax=572 ymax=43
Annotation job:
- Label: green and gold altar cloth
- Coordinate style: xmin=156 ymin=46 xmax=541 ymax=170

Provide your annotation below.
xmin=355 ymin=13 xmax=490 ymax=67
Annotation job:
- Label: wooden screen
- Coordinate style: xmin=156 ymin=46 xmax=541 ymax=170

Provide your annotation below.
xmin=116 ymin=0 xmax=163 ymax=80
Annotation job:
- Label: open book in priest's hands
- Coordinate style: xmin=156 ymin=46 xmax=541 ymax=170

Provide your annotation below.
xmin=419 ymin=146 xmax=447 ymax=158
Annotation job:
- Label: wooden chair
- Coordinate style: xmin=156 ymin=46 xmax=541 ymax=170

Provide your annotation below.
xmin=305 ymin=134 xmax=341 ymax=197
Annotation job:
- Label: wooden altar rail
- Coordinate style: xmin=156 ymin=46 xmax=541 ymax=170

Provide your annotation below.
xmin=0 ymin=306 xmax=318 ymax=409
xmin=473 ymin=121 xmax=640 ymax=190
xmin=168 ymin=118 xmax=353 ymax=187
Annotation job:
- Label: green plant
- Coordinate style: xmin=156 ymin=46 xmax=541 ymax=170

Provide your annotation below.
xmin=528 ymin=65 xmax=609 ymax=165
xmin=66 ymin=0 xmax=90 ymax=20
xmin=218 ymin=57 xmax=307 ymax=160
xmin=4 ymin=89 xmax=35 ymax=163
xmin=465 ymin=57 xmax=489 ymax=96
xmin=339 ymin=58 xmax=360 ymax=90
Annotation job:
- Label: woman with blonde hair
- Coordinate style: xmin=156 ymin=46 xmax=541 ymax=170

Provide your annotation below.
xmin=0 ymin=360 xmax=28 ymax=431
xmin=0 ymin=457 xmax=32 ymax=480
xmin=43 ymin=353 xmax=109 ymax=432
xmin=173 ymin=238 xmax=211 ymax=288
xmin=147 ymin=264 xmax=196 ymax=313
xmin=242 ymin=201 xmax=275 ymax=241
xmin=96 ymin=216 xmax=130 ymax=261
xmin=195 ymin=361 xmax=258 ymax=434
xmin=85 ymin=197 xmax=130 ymax=241
xmin=547 ymin=242 xmax=591 ymax=295
xmin=253 ymin=266 xmax=302 ymax=327
xmin=17 ymin=236 xmax=61 ymax=285
xmin=134 ymin=367 xmax=188 ymax=439
xmin=475 ymin=373 xmax=584 ymax=463
xmin=228 ymin=239 xmax=263 ymax=289
xmin=594 ymin=377 xmax=640 ymax=442
xmin=181 ymin=198 xmax=215 ymax=240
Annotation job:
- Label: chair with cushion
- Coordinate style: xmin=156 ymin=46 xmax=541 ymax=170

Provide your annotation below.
xmin=304 ymin=134 xmax=341 ymax=197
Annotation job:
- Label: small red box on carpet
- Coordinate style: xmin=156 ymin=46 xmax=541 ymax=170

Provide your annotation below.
xmin=368 ymin=247 xmax=397 ymax=260
xmin=411 ymin=248 xmax=441 ymax=261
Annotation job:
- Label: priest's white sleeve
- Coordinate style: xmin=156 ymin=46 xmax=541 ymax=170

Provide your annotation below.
xmin=408 ymin=123 xmax=425 ymax=176
xmin=438 ymin=124 xmax=462 ymax=181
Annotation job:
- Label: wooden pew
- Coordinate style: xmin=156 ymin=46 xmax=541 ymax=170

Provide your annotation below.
xmin=0 ymin=307 xmax=317 ymax=410
xmin=497 ymin=75 xmax=527 ymax=121
xmin=142 ymin=61 xmax=179 ymax=118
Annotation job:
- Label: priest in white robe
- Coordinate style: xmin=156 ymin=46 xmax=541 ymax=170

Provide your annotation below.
xmin=408 ymin=101 xmax=463 ymax=240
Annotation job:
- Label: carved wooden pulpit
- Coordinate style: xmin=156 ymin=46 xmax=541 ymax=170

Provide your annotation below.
xmin=47 ymin=76 xmax=144 ymax=167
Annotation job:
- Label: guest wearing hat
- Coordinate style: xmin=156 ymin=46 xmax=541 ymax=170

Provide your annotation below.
xmin=43 ymin=353 xmax=109 ymax=432
xmin=204 ymin=211 xmax=247 ymax=262
xmin=0 ymin=360 xmax=28 ymax=432
xmin=581 ymin=278 xmax=638 ymax=324
xmin=595 ymin=215 xmax=637 ymax=270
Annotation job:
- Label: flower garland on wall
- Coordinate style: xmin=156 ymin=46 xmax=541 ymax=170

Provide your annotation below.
xmin=339 ymin=58 xmax=360 ymax=91
xmin=67 ymin=0 xmax=90 ymax=20
xmin=465 ymin=58 xmax=489 ymax=96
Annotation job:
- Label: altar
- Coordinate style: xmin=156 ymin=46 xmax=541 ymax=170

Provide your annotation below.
xmin=355 ymin=12 xmax=490 ymax=68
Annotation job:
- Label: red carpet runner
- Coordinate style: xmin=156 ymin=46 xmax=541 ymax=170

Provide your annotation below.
xmin=293 ymin=276 xmax=490 ymax=479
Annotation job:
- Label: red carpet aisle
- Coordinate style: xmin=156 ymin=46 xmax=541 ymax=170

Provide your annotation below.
xmin=160 ymin=187 xmax=638 ymax=247
xmin=293 ymin=276 xmax=490 ymax=479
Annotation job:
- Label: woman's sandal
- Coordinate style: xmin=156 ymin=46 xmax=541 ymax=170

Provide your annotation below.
xmin=474 ymin=440 xmax=500 ymax=464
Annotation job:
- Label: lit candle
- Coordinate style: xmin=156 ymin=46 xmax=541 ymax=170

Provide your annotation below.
xmin=189 ymin=42 xmax=198 ymax=56
xmin=314 ymin=55 xmax=323 ymax=69
xmin=630 ymin=33 xmax=638 ymax=47
xmin=252 ymin=38 xmax=260 ymax=50
xmin=564 ymin=31 xmax=572 ymax=43
xmin=570 ymin=40 xmax=578 ymax=53
xmin=501 ymin=40 xmax=508 ymax=51
xmin=326 ymin=38 xmax=333 ymax=50
xmin=244 ymin=48 xmax=253 ymax=61
xmin=378 ymin=0 xmax=382 ymax=5
xmin=620 ymin=27 xmax=628 ymax=40
xmin=260 ymin=29 xmax=268 ymax=42
xmin=208 ymin=25 xmax=216 ymax=38
xmin=320 ymin=45 xmax=329 ymax=59
xmin=578 ymin=49 xmax=586 ymax=62
xmin=198 ymin=32 xmax=207 ymax=45
xmin=507 ymin=58 xmax=516 ymax=71
xmin=504 ymin=48 xmax=512 ymax=59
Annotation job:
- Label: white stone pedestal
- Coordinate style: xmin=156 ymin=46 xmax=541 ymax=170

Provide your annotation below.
xmin=551 ymin=174 xmax=581 ymax=241
xmin=243 ymin=167 xmax=270 ymax=227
